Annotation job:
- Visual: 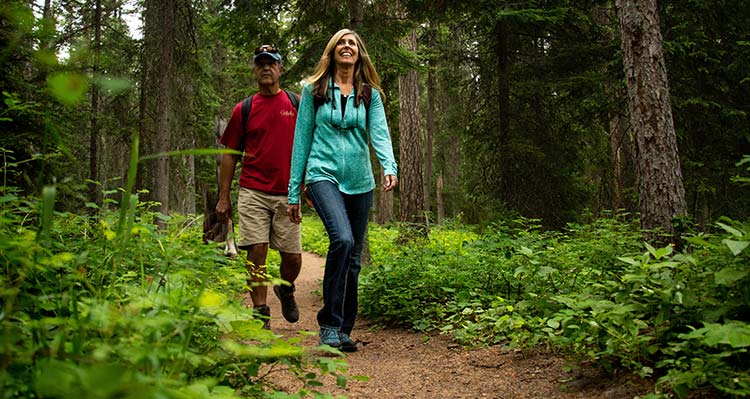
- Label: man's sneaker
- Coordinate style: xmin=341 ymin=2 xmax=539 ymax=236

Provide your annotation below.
xmin=254 ymin=305 xmax=271 ymax=330
xmin=273 ymin=284 xmax=299 ymax=323
xmin=319 ymin=327 xmax=341 ymax=348
xmin=339 ymin=332 xmax=357 ymax=352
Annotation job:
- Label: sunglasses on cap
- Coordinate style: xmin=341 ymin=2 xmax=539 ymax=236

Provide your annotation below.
xmin=254 ymin=45 xmax=278 ymax=55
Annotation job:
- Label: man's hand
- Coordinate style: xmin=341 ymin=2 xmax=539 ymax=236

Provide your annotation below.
xmin=216 ymin=197 xmax=232 ymax=224
xmin=287 ymin=204 xmax=302 ymax=224
xmin=216 ymin=153 xmax=238 ymax=224
xmin=383 ymin=174 xmax=398 ymax=192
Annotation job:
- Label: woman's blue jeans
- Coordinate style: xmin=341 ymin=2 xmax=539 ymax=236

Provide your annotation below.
xmin=306 ymin=180 xmax=372 ymax=335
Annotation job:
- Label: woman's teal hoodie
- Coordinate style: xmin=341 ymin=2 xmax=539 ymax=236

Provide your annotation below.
xmin=287 ymin=79 xmax=398 ymax=204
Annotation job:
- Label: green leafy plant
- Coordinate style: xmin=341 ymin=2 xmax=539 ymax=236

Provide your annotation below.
xmin=327 ymin=213 xmax=750 ymax=398
xmin=0 ymin=149 xmax=350 ymax=399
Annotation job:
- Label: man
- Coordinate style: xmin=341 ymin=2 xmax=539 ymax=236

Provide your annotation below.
xmin=216 ymin=45 xmax=301 ymax=329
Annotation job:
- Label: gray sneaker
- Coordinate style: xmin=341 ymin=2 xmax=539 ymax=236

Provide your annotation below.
xmin=273 ymin=284 xmax=299 ymax=323
xmin=319 ymin=327 xmax=341 ymax=348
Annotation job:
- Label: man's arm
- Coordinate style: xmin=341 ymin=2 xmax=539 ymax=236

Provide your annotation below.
xmin=216 ymin=153 xmax=238 ymax=223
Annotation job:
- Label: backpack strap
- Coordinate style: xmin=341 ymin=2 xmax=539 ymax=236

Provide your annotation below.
xmin=284 ymin=90 xmax=300 ymax=110
xmin=361 ymin=84 xmax=372 ymax=127
xmin=240 ymin=95 xmax=253 ymax=134
xmin=360 ymin=84 xmax=372 ymax=110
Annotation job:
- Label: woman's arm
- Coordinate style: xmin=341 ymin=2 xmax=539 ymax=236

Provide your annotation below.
xmin=288 ymin=84 xmax=316 ymax=205
xmin=367 ymin=89 xmax=398 ymax=178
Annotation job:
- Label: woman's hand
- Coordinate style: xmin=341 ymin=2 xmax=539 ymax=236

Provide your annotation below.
xmin=287 ymin=204 xmax=302 ymax=224
xmin=383 ymin=174 xmax=398 ymax=192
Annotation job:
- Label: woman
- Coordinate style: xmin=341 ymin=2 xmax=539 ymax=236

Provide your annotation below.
xmin=287 ymin=29 xmax=398 ymax=352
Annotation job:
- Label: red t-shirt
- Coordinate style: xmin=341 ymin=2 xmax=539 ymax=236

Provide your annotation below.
xmin=221 ymin=91 xmax=298 ymax=195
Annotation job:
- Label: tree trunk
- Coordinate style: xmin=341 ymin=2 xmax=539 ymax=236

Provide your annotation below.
xmin=349 ymin=0 xmax=363 ymax=30
xmin=375 ymin=166 xmax=394 ymax=224
xmin=608 ymin=112 xmax=625 ymax=211
xmin=616 ymin=0 xmax=687 ymax=242
xmin=143 ymin=0 xmax=177 ymax=227
xmin=424 ymin=29 xmax=436 ymax=222
xmin=397 ymin=30 xmax=425 ymax=226
xmin=494 ymin=20 xmax=512 ymax=200
xmin=496 ymin=21 xmax=511 ymax=144
xmin=88 ymin=0 xmax=102 ymax=206
xmin=156 ymin=82 xmax=172 ymax=222
xmin=436 ymin=173 xmax=444 ymax=223
xmin=43 ymin=0 xmax=51 ymax=18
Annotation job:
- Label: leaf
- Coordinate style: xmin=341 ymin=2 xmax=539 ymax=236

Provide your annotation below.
xmin=139 ymin=148 xmax=242 ymax=162
xmin=47 ymin=72 xmax=89 ymax=106
xmin=716 ymin=222 xmax=744 ymax=238
xmin=714 ymin=268 xmax=748 ymax=286
xmin=546 ymin=319 xmax=560 ymax=329
xmin=654 ymin=245 xmax=673 ymax=259
xmin=336 ymin=374 xmax=347 ymax=388
xmin=672 ymin=291 xmax=683 ymax=305
xmin=696 ymin=322 xmax=750 ymax=348
xmin=617 ymin=257 xmax=640 ymax=266
xmin=722 ymin=239 xmax=749 ymax=256
xmin=519 ymin=246 xmax=534 ymax=256
xmin=536 ymin=266 xmax=556 ymax=277
xmin=92 ymin=75 xmax=132 ymax=94
xmin=198 ymin=290 xmax=225 ymax=309
xmin=38 ymin=185 xmax=56 ymax=243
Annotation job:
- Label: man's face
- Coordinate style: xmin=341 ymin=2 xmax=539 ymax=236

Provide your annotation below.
xmin=253 ymin=58 xmax=281 ymax=87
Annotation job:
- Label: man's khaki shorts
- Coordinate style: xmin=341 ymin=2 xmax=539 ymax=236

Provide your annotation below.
xmin=237 ymin=187 xmax=301 ymax=253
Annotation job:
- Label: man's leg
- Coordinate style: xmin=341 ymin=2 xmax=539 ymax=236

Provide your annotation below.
xmin=246 ymin=243 xmax=269 ymax=307
xmin=273 ymin=215 xmax=301 ymax=324
xmin=279 ymin=252 xmax=302 ymax=284
xmin=237 ymin=188 xmax=275 ymax=329
xmin=269 ymin=191 xmax=302 ymax=324
xmin=275 ymin=252 xmax=302 ymax=323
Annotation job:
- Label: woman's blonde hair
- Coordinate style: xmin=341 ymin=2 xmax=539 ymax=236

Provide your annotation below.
xmin=307 ymin=28 xmax=384 ymax=106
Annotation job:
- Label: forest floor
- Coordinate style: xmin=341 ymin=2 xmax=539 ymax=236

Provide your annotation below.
xmin=250 ymin=252 xmax=655 ymax=398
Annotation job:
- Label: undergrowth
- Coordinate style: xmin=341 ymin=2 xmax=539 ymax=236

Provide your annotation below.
xmin=0 ymin=148 xmax=349 ymax=399
xmin=345 ymin=214 xmax=750 ymax=398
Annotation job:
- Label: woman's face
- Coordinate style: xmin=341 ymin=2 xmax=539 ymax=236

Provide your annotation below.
xmin=333 ymin=33 xmax=359 ymax=67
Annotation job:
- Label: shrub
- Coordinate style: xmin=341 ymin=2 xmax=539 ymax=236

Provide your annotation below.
xmin=0 ymin=180 xmax=347 ymax=398
xmin=355 ymin=215 xmax=750 ymax=398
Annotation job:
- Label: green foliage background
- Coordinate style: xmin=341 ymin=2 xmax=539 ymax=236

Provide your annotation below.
xmin=2 ymin=0 xmax=750 ymax=398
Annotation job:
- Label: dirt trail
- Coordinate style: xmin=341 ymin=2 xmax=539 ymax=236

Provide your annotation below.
xmin=259 ymin=252 xmax=653 ymax=398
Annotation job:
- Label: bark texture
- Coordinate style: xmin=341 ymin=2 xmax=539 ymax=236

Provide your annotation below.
xmin=616 ymin=0 xmax=687 ymax=240
xmin=142 ymin=0 xmax=176 ymax=221
xmin=375 ymin=167 xmax=394 ymax=225
xmin=424 ymin=40 xmax=436 ymax=221
xmin=88 ymin=0 xmax=102 ymax=206
xmin=141 ymin=0 xmax=197 ymax=217
xmin=397 ymin=30 xmax=425 ymax=224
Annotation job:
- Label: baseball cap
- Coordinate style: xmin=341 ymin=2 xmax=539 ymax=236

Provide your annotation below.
xmin=253 ymin=45 xmax=282 ymax=63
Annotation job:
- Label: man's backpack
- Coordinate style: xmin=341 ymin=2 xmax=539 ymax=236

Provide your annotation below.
xmin=240 ymin=89 xmax=300 ymax=130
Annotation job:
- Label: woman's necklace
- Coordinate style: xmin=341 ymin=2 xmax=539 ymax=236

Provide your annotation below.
xmin=335 ymin=80 xmax=353 ymax=96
